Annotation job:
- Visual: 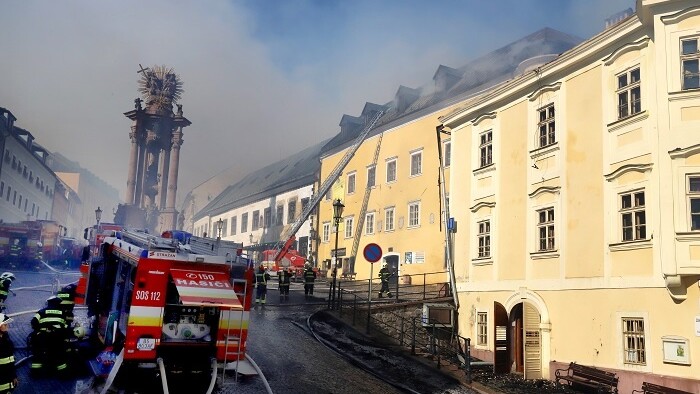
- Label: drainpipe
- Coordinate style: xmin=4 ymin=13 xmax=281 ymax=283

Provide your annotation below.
xmin=436 ymin=125 xmax=458 ymax=309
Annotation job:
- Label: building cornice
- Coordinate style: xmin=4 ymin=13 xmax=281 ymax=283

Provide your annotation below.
xmin=602 ymin=37 xmax=650 ymax=66
xmin=604 ymin=163 xmax=653 ymax=181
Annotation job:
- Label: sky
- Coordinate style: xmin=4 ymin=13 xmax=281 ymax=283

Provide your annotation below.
xmin=0 ymin=0 xmax=635 ymax=209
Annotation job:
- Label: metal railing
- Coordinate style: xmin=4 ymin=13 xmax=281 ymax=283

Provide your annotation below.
xmin=329 ymin=271 xmax=473 ymax=383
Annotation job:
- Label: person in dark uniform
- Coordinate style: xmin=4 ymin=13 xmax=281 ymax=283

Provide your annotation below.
xmin=0 ymin=314 xmax=17 ymax=393
xmin=378 ymin=263 xmax=393 ymax=298
xmin=0 ymin=274 xmax=15 ymax=313
xmin=56 ymin=283 xmax=77 ymax=326
xmin=254 ymin=265 xmax=271 ymax=306
xmin=303 ymin=263 xmax=316 ymax=299
xmin=30 ymin=296 xmax=68 ymax=376
xmin=278 ymin=268 xmax=293 ymax=301
xmin=7 ymin=242 xmax=19 ymax=270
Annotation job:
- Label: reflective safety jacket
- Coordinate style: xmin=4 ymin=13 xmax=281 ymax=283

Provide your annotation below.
xmin=0 ymin=279 xmax=10 ymax=300
xmin=0 ymin=334 xmax=16 ymax=392
xmin=303 ymin=268 xmax=316 ymax=283
xmin=255 ymin=271 xmax=271 ymax=287
xmin=379 ymin=267 xmax=392 ymax=282
xmin=31 ymin=308 xmax=67 ymax=332
xmin=8 ymin=244 xmax=19 ymax=257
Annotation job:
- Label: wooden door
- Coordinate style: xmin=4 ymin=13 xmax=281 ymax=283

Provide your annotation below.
xmin=523 ymin=302 xmax=542 ymax=379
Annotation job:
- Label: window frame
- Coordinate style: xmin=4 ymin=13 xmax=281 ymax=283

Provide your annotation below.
xmin=537 ymin=207 xmax=556 ymax=252
xmin=287 ymin=200 xmax=297 ymax=224
xmin=322 ymin=222 xmax=330 ymax=243
xmin=479 ymin=130 xmax=493 ymax=168
xmin=276 ymin=205 xmax=284 ymax=226
xmin=477 ymin=219 xmax=491 ymax=258
xmin=410 ymin=149 xmax=423 ymax=177
xmin=365 ymin=212 xmax=375 ymax=235
xmin=241 ymin=212 xmax=248 ymax=233
xmin=443 ymin=140 xmax=451 ymax=167
xmin=537 ymin=104 xmax=556 ymax=148
xmin=408 ymin=201 xmax=420 ymax=228
xmin=230 ymin=216 xmax=237 ymax=236
xmin=386 ymin=158 xmax=397 ymax=183
xmin=619 ymin=189 xmax=646 ymax=242
xmin=367 ymin=165 xmax=376 ymax=188
xmin=616 ymin=67 xmax=642 ymax=120
xmin=252 ymin=210 xmax=260 ymax=230
xmin=477 ymin=311 xmax=488 ymax=346
xmin=688 ymin=175 xmax=700 ymax=231
xmin=347 ymin=171 xmax=357 ymax=194
xmin=385 ymin=207 xmax=395 ymax=232
xmin=622 ymin=317 xmax=646 ymax=366
xmin=344 ymin=216 xmax=354 ymax=239
xmin=681 ymin=36 xmax=700 ymax=90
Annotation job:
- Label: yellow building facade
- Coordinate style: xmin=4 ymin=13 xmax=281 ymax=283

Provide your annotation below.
xmin=442 ymin=0 xmax=700 ymax=391
xmin=316 ymin=105 xmax=454 ymax=284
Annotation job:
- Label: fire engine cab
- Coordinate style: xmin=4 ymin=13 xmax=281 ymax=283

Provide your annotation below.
xmin=81 ymin=229 xmax=254 ymax=392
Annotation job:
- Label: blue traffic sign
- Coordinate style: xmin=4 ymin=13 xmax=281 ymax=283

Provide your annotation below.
xmin=363 ymin=243 xmax=383 ymax=263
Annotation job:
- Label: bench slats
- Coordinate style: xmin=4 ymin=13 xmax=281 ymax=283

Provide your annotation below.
xmin=556 ymin=362 xmax=618 ymax=393
xmin=640 ymin=382 xmax=693 ymax=394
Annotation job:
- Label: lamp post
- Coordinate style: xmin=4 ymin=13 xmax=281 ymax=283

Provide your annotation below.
xmin=216 ymin=218 xmax=223 ymax=240
xmin=94 ymin=206 xmax=102 ymax=255
xmin=329 ymin=199 xmax=344 ymax=309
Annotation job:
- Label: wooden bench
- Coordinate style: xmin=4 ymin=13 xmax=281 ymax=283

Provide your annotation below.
xmin=633 ymin=382 xmax=693 ymax=394
xmin=340 ymin=272 xmax=356 ymax=280
xmin=555 ymin=362 xmax=619 ymax=393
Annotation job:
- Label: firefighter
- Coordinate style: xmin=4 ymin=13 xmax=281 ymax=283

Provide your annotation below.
xmin=7 ymin=241 xmax=20 ymax=270
xmin=0 ymin=274 xmax=15 ymax=313
xmin=303 ymin=263 xmax=316 ymax=299
xmin=56 ymin=283 xmax=76 ymax=326
xmin=278 ymin=267 xmax=293 ymax=301
xmin=254 ymin=265 xmax=271 ymax=305
xmin=0 ymin=314 xmax=17 ymax=393
xmin=30 ymin=296 xmax=69 ymax=376
xmin=378 ymin=263 xmax=393 ymax=298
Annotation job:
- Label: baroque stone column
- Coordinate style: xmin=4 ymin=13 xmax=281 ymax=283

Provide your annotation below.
xmin=126 ymin=126 xmax=139 ymax=205
xmin=159 ymin=147 xmax=171 ymax=209
xmin=165 ymin=128 xmax=183 ymax=210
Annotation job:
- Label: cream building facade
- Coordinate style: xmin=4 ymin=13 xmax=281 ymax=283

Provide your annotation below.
xmin=441 ymin=0 xmax=700 ymax=391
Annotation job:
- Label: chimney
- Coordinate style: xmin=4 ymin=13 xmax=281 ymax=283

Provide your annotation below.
xmin=433 ymin=65 xmax=462 ymax=92
xmin=394 ymin=85 xmax=421 ymax=113
xmin=605 ymin=8 xmax=634 ymax=30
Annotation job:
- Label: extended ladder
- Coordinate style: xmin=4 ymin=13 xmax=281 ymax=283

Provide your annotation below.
xmin=348 ymin=131 xmax=384 ymax=271
xmin=272 ymin=109 xmax=386 ymax=261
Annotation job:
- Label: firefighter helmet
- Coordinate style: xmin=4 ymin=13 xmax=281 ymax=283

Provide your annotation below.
xmin=0 ymin=313 xmax=12 ymax=326
xmin=61 ymin=283 xmax=77 ymax=294
xmin=0 ymin=272 xmax=15 ymax=282
xmin=46 ymin=296 xmax=62 ymax=307
xmin=73 ymin=326 xmax=86 ymax=339
xmin=304 ymin=262 xmax=311 ymax=269
xmin=36 ymin=242 xmax=42 ymax=247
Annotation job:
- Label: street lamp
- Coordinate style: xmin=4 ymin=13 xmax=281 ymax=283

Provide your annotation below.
xmin=94 ymin=206 xmax=102 ymax=255
xmin=329 ymin=199 xmax=344 ymax=309
xmin=216 ymin=218 xmax=223 ymax=240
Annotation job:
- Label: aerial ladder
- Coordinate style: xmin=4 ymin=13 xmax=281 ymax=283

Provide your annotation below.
xmin=348 ymin=131 xmax=384 ymax=273
xmin=272 ymin=109 xmax=386 ymax=263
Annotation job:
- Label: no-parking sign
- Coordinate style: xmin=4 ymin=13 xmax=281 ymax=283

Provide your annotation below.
xmin=363 ymin=243 xmax=383 ymax=263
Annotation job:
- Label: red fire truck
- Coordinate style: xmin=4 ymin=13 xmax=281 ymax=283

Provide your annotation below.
xmin=80 ymin=229 xmax=254 ymax=392
xmin=0 ymin=220 xmax=62 ymax=268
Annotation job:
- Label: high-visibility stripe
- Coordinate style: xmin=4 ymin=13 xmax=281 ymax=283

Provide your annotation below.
xmin=0 ymin=355 xmax=14 ymax=365
xmin=0 ymin=382 xmax=13 ymax=390
xmin=218 ymin=310 xmax=250 ymax=330
xmin=127 ymin=306 xmax=163 ymax=327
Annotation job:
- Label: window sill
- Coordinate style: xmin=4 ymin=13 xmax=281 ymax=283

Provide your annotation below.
xmin=473 ymin=164 xmax=496 ymax=176
xmin=675 ymin=232 xmax=700 ymax=242
xmin=529 ymin=143 xmax=560 ymax=158
xmin=407 ymin=225 xmax=421 ymax=230
xmin=386 ymin=180 xmax=397 ymax=185
xmin=472 ymin=258 xmax=493 ymax=266
xmin=384 ymin=228 xmax=395 ymax=233
xmin=409 ymin=173 xmax=422 ymax=178
xmin=608 ymin=239 xmax=652 ymax=251
xmin=607 ymin=110 xmax=648 ymax=132
xmin=530 ymin=250 xmax=559 ymax=260
xmin=668 ymin=88 xmax=700 ymax=102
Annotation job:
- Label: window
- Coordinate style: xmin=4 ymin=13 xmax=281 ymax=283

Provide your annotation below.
xmin=367 ymin=166 xmax=376 ymax=188
xmin=689 ymin=176 xmax=700 ymax=230
xmin=322 ymin=222 xmax=330 ymax=243
xmin=385 ymin=207 xmax=395 ymax=232
xmin=0 ymin=182 xmax=3 ymax=196
xmin=410 ymin=151 xmax=422 ymax=176
xmin=477 ymin=220 xmax=490 ymax=258
xmin=620 ymin=191 xmax=646 ymax=241
xmin=365 ymin=212 xmax=375 ymax=235
xmin=347 ymin=172 xmax=356 ymax=194
xmin=12 ymin=191 xmax=16 ymax=205
xmin=479 ymin=130 xmax=493 ymax=167
xmin=287 ymin=200 xmax=296 ymax=224
xmin=241 ymin=213 xmax=248 ymax=233
xmin=344 ymin=217 xmax=354 ymax=238
xmin=252 ymin=210 xmax=260 ymax=230
xmin=230 ymin=216 xmax=237 ymax=235
xmin=301 ymin=198 xmax=309 ymax=215
xmin=617 ymin=68 xmax=641 ymax=119
xmin=263 ymin=208 xmax=271 ymax=228
xmin=681 ymin=37 xmax=700 ymax=90
xmin=386 ymin=158 xmax=397 ymax=183
xmin=221 ymin=220 xmax=228 ymax=237
xmin=18 ymin=195 xmax=21 ymax=209
xmin=276 ymin=205 xmax=284 ymax=226
xmin=537 ymin=208 xmax=555 ymax=251
xmin=5 ymin=186 xmax=9 ymax=201
xmin=622 ymin=318 xmax=646 ymax=365
xmin=537 ymin=104 xmax=556 ymax=147
xmin=477 ymin=312 xmax=488 ymax=346
xmin=444 ymin=141 xmax=451 ymax=167
xmin=408 ymin=202 xmax=420 ymax=227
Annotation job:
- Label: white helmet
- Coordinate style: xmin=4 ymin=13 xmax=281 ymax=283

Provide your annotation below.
xmin=0 ymin=272 xmax=15 ymax=281
xmin=0 ymin=313 xmax=12 ymax=326
xmin=73 ymin=326 xmax=86 ymax=339
xmin=36 ymin=242 xmax=42 ymax=247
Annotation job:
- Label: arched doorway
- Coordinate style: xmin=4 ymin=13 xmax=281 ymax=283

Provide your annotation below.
xmin=505 ymin=289 xmax=550 ymax=380
xmin=493 ymin=302 xmax=510 ymax=374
